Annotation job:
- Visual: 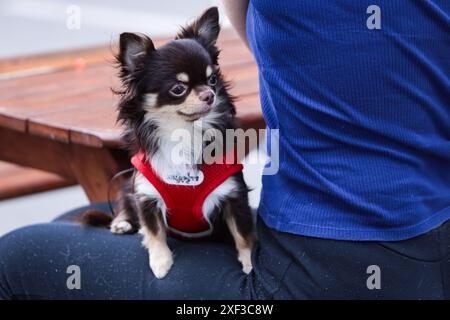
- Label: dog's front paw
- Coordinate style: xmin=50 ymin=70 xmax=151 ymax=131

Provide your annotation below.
xmin=242 ymin=262 xmax=253 ymax=274
xmin=239 ymin=248 xmax=253 ymax=274
xmin=149 ymin=249 xmax=173 ymax=279
xmin=110 ymin=220 xmax=133 ymax=234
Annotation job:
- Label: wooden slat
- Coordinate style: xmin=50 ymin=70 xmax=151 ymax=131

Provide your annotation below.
xmin=29 ymin=100 xmax=121 ymax=146
xmin=0 ymin=112 xmax=28 ymax=132
xmin=0 ymin=126 xmax=77 ymax=178
xmin=0 ymin=65 xmax=116 ymax=133
xmin=0 ymin=161 xmax=75 ymax=200
xmin=0 ymin=64 xmax=114 ymax=97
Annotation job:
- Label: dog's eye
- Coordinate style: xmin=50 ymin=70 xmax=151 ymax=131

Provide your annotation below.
xmin=208 ymin=74 xmax=217 ymax=86
xmin=169 ymin=83 xmax=187 ymax=97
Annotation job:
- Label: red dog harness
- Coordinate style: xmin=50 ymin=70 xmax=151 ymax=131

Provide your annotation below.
xmin=131 ymin=151 xmax=243 ymax=239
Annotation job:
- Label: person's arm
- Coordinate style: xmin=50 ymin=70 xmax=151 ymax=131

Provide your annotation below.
xmin=222 ymin=0 xmax=250 ymax=48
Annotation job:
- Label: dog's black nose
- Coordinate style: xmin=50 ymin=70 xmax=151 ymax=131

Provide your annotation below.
xmin=199 ymin=91 xmax=215 ymax=106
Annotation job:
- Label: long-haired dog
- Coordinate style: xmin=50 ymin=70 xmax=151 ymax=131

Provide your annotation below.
xmin=82 ymin=7 xmax=256 ymax=279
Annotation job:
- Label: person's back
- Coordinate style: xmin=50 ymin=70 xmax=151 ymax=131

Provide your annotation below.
xmin=247 ymin=0 xmax=450 ymax=240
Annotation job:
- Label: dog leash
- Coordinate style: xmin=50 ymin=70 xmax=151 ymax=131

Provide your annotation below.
xmin=107 ymin=167 xmax=136 ymax=218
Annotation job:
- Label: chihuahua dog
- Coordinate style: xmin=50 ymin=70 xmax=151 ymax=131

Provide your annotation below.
xmin=82 ymin=7 xmax=256 ymax=279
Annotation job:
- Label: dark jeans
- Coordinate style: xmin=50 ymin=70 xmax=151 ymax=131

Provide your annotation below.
xmin=0 ymin=202 xmax=449 ymax=299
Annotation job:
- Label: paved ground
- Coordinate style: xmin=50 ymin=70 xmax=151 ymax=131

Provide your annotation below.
xmin=0 ymin=0 xmax=261 ymax=236
xmin=0 ymin=0 xmax=228 ymax=59
xmin=0 ymin=186 xmax=89 ymax=236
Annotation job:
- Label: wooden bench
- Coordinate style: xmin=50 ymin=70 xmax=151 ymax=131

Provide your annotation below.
xmin=0 ymin=162 xmax=75 ymax=200
xmin=0 ymin=29 xmax=263 ymax=202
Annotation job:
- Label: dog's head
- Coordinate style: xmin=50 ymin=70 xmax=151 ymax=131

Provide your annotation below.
xmin=116 ymin=7 xmax=235 ymax=156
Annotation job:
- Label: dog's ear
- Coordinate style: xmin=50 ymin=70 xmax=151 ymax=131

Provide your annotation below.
xmin=177 ymin=7 xmax=220 ymax=49
xmin=118 ymin=32 xmax=155 ymax=75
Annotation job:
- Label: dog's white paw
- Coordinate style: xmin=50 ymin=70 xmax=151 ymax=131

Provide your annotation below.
xmin=239 ymin=248 xmax=253 ymax=274
xmin=242 ymin=264 xmax=253 ymax=274
xmin=110 ymin=220 xmax=133 ymax=234
xmin=149 ymin=250 xmax=173 ymax=279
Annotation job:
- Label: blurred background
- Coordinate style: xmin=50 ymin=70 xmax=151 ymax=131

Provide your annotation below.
xmin=0 ymin=0 xmax=229 ymax=59
xmin=0 ymin=0 xmax=264 ymax=236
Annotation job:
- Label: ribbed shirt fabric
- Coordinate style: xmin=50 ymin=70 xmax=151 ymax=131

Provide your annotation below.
xmin=247 ymin=0 xmax=450 ymax=240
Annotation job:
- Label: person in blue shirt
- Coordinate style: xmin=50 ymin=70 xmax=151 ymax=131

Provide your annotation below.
xmin=0 ymin=1 xmax=449 ymax=299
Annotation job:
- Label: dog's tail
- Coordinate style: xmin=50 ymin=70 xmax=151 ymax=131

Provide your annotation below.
xmin=76 ymin=209 xmax=113 ymax=228
xmin=75 ymin=168 xmax=134 ymax=228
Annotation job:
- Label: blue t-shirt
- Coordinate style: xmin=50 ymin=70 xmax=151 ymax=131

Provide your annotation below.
xmin=247 ymin=0 xmax=450 ymax=240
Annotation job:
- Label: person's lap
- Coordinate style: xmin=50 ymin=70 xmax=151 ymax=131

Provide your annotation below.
xmin=0 ymin=203 xmax=256 ymax=300
xmin=1 ymin=202 xmax=450 ymax=299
